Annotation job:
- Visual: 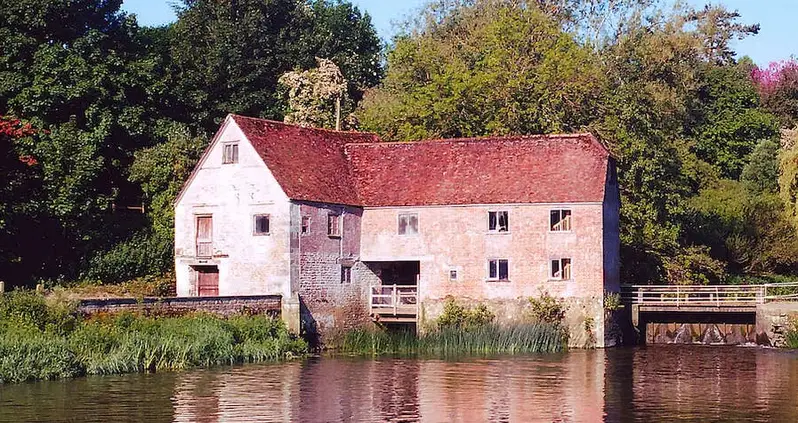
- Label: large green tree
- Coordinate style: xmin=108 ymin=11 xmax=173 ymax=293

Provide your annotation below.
xmin=170 ymin=0 xmax=382 ymax=132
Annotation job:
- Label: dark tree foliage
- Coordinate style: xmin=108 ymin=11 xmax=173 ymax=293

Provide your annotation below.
xmin=169 ymin=0 xmax=382 ymax=132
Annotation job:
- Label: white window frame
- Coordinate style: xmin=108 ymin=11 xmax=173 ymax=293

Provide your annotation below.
xmin=301 ymin=216 xmax=311 ymax=235
xmin=550 ymin=258 xmax=573 ymax=281
xmin=448 ymin=267 xmax=458 ymax=281
xmin=253 ymin=214 xmax=270 ymax=236
xmin=222 ymin=142 xmax=239 ymax=164
xmin=488 ymin=210 xmax=509 ymax=233
xmin=550 ymin=209 xmax=572 ymax=232
xmin=397 ymin=212 xmax=419 ymax=235
xmin=487 ymin=259 xmax=509 ymax=282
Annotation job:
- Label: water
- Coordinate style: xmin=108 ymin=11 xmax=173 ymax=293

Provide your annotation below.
xmin=2 ymin=346 xmax=798 ymax=422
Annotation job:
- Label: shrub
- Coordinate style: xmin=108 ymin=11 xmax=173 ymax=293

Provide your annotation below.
xmin=437 ymin=298 xmax=495 ymax=330
xmin=82 ymin=230 xmax=173 ymax=284
xmin=528 ymin=291 xmax=566 ymax=324
xmin=604 ymin=291 xmax=623 ymax=312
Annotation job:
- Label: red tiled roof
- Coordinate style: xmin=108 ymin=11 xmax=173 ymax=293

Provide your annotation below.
xmin=232 ymin=115 xmax=610 ymax=207
xmin=231 ymin=115 xmax=380 ymax=206
xmin=345 ymin=135 xmax=610 ymax=207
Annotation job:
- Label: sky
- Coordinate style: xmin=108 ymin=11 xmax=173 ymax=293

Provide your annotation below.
xmin=121 ymin=0 xmax=796 ymax=66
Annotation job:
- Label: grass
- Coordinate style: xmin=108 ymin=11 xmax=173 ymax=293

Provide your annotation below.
xmin=0 ymin=291 xmax=307 ymax=384
xmin=333 ymin=323 xmax=567 ymax=357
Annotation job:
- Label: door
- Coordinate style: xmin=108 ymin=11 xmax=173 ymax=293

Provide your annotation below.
xmin=196 ymin=215 xmax=213 ymax=257
xmin=197 ymin=266 xmax=219 ymax=297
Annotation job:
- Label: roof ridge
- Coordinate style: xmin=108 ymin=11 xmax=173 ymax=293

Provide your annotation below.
xmin=344 ymin=133 xmax=595 ymax=147
xmin=229 ymin=114 xmax=382 ymax=138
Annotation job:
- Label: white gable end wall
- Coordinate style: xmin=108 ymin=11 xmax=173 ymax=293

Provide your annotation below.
xmin=174 ymin=118 xmax=292 ymax=297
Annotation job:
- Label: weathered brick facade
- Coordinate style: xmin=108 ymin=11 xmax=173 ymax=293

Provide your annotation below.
xmin=175 ymin=115 xmax=620 ymax=347
xmin=78 ymin=295 xmax=282 ymax=317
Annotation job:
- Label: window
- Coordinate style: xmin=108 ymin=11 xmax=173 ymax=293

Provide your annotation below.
xmin=551 ymin=258 xmax=572 ymax=280
xmin=301 ymin=216 xmax=310 ymax=234
xmin=488 ymin=211 xmax=509 ymax=232
xmin=449 ymin=268 xmax=458 ymax=281
xmin=253 ymin=214 xmax=270 ymax=235
xmin=550 ymin=209 xmax=572 ymax=231
xmin=341 ymin=266 xmax=352 ymax=284
xmin=327 ymin=213 xmax=341 ymax=237
xmin=398 ymin=213 xmax=418 ymax=235
xmin=222 ymin=143 xmax=239 ymax=164
xmin=196 ymin=215 xmax=213 ymax=258
xmin=487 ymin=259 xmax=509 ymax=281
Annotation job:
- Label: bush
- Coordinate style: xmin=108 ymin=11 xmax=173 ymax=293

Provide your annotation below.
xmin=82 ymin=230 xmax=173 ymax=284
xmin=437 ymin=298 xmax=495 ymax=330
xmin=528 ymin=292 xmax=566 ymax=324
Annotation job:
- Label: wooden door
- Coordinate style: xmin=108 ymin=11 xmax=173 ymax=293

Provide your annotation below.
xmin=197 ymin=266 xmax=219 ymax=297
xmin=196 ymin=215 xmax=213 ymax=257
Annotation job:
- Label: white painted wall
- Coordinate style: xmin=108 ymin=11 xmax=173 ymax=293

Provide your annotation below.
xmin=174 ymin=118 xmax=292 ymax=297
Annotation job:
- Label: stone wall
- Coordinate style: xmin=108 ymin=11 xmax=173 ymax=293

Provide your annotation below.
xmin=78 ymin=295 xmax=282 ymax=318
xmin=294 ymin=202 xmax=372 ymax=343
xmin=420 ymin=296 xmax=610 ymax=348
xmin=756 ymin=302 xmax=798 ymax=347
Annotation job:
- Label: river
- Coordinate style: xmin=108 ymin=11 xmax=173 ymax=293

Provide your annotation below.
xmin=2 ymin=346 xmax=798 ymax=422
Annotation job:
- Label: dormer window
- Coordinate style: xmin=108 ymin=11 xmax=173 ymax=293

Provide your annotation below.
xmin=222 ymin=143 xmax=239 ymax=164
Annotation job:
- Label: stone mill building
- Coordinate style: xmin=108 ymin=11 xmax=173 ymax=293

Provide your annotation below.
xmin=174 ymin=114 xmax=621 ymax=347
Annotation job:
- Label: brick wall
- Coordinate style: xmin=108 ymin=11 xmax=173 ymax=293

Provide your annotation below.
xmin=78 ymin=295 xmax=282 ymax=318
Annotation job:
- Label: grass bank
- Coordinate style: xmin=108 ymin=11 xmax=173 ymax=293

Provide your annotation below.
xmin=333 ymin=323 xmax=567 ymax=356
xmin=0 ymin=291 xmax=307 ymax=384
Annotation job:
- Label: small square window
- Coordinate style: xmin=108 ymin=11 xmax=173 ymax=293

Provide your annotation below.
xmin=223 ymin=143 xmax=239 ymax=164
xmin=449 ymin=268 xmax=458 ymax=281
xmin=301 ymin=216 xmax=310 ymax=234
xmin=488 ymin=211 xmax=509 ymax=232
xmin=398 ymin=213 xmax=418 ymax=235
xmin=253 ymin=214 xmax=270 ymax=235
xmin=341 ymin=266 xmax=352 ymax=284
xmin=488 ymin=259 xmax=509 ymax=281
xmin=551 ymin=258 xmax=572 ymax=280
xmin=328 ymin=213 xmax=341 ymax=237
xmin=550 ymin=210 xmax=572 ymax=231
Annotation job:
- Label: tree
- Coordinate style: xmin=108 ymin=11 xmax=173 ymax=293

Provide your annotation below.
xmin=358 ymin=1 xmax=606 ymax=140
xmin=169 ymin=0 xmax=382 ymax=132
xmin=753 ymin=60 xmax=798 ymax=128
xmin=279 ymin=58 xmax=348 ymax=129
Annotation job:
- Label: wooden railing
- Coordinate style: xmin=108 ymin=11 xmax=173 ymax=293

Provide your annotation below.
xmin=196 ymin=242 xmax=213 ymax=258
xmin=621 ymin=283 xmax=798 ymax=306
xmin=370 ymin=285 xmax=418 ymax=317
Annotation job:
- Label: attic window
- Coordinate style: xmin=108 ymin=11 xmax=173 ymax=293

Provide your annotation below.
xmin=488 ymin=211 xmax=508 ymax=232
xmin=222 ymin=143 xmax=239 ymax=164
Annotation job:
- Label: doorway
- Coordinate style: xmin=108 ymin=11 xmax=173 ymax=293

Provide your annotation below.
xmin=195 ymin=266 xmax=219 ymax=297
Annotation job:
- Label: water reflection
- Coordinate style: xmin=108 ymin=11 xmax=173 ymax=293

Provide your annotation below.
xmin=2 ymin=347 xmax=798 ymax=422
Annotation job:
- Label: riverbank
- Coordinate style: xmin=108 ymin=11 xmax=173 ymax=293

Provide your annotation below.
xmin=331 ymin=323 xmax=567 ymax=356
xmin=0 ymin=291 xmax=307 ymax=383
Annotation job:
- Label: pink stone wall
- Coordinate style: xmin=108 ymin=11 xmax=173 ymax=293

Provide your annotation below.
xmin=293 ymin=202 xmax=371 ymax=341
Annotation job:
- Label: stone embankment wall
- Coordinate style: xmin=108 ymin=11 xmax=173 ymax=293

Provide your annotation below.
xmin=756 ymin=302 xmax=798 ymax=347
xmin=78 ymin=295 xmax=283 ymax=318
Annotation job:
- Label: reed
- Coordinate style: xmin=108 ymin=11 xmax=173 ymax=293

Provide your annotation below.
xmin=0 ymin=291 xmax=307 ymax=383
xmin=335 ymin=323 xmax=567 ymax=356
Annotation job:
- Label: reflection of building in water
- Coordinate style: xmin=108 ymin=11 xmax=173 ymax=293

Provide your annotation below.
xmin=417 ymin=352 xmax=606 ymax=422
